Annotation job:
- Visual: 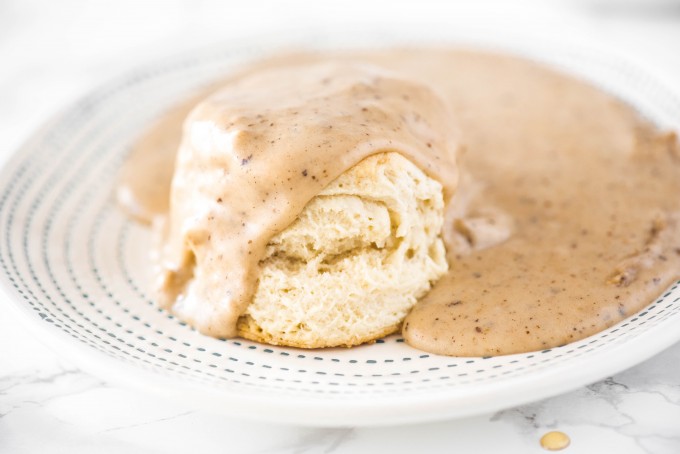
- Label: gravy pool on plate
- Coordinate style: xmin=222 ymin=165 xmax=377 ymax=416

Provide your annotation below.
xmin=118 ymin=49 xmax=680 ymax=356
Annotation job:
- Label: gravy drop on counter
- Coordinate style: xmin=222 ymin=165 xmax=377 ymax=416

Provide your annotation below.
xmin=118 ymin=49 xmax=680 ymax=355
xmin=540 ymin=431 xmax=571 ymax=451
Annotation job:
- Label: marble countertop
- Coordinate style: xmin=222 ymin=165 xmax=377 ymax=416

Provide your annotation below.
xmin=1 ymin=1 xmax=680 ymax=452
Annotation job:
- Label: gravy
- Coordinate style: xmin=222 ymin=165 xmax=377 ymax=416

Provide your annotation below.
xmin=118 ymin=49 xmax=680 ymax=356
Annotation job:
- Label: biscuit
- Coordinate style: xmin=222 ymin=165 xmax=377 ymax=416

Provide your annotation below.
xmin=237 ymin=152 xmax=448 ymax=348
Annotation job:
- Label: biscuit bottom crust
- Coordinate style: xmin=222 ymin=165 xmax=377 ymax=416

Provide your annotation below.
xmin=237 ymin=315 xmax=402 ymax=348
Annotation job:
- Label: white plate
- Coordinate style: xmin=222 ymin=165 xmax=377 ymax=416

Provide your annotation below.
xmin=1 ymin=31 xmax=680 ymax=427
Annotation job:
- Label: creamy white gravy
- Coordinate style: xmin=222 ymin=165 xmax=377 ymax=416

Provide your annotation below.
xmin=118 ymin=49 xmax=680 ymax=356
